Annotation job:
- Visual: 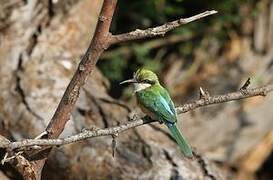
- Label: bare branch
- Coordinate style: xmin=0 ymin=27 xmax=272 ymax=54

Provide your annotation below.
xmin=176 ymin=83 xmax=272 ymax=113
xmin=46 ymin=0 xmax=118 ymax=139
xmin=2 ymin=83 xmax=272 ymax=150
xmin=109 ymin=10 xmax=217 ymax=45
xmin=27 ymin=0 xmax=118 ymax=179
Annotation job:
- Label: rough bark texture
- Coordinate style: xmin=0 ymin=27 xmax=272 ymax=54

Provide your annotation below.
xmin=0 ymin=0 xmax=273 ymax=179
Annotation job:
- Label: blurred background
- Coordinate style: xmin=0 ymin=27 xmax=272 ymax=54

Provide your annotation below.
xmin=0 ymin=0 xmax=273 ymax=179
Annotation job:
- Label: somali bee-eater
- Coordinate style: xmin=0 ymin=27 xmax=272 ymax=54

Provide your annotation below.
xmin=120 ymin=68 xmax=193 ymax=157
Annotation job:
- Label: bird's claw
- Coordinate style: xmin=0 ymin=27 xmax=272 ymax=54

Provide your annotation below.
xmin=128 ymin=112 xmax=140 ymax=121
xmin=158 ymin=119 xmax=164 ymax=124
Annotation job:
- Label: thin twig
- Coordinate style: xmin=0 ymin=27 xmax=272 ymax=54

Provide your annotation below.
xmin=109 ymin=10 xmax=217 ymax=44
xmin=176 ymin=83 xmax=272 ymax=113
xmin=240 ymin=78 xmax=251 ymax=91
xmin=2 ymin=83 xmax=272 ymax=150
xmin=102 ymin=33 xmax=194 ymax=59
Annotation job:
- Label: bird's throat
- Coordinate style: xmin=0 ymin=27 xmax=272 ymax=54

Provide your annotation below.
xmin=133 ymin=83 xmax=151 ymax=92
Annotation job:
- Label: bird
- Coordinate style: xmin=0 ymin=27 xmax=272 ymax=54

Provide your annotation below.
xmin=120 ymin=68 xmax=193 ymax=157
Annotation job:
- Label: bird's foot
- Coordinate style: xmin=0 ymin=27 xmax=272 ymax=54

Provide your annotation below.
xmin=158 ymin=119 xmax=164 ymax=124
xmin=128 ymin=112 xmax=141 ymax=121
xmin=142 ymin=116 xmax=155 ymax=123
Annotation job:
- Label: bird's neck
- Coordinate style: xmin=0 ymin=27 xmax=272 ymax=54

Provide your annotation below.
xmin=133 ymin=81 xmax=161 ymax=92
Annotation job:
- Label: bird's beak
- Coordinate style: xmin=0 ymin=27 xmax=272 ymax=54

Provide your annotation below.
xmin=120 ymin=78 xmax=137 ymax=85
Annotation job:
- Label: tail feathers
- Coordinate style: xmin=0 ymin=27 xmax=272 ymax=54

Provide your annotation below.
xmin=166 ymin=122 xmax=193 ymax=157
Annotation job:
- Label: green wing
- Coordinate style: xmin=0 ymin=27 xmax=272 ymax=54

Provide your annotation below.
xmin=136 ymin=84 xmax=193 ymax=157
xmin=136 ymin=84 xmax=176 ymax=123
xmin=160 ymin=87 xmax=177 ymax=117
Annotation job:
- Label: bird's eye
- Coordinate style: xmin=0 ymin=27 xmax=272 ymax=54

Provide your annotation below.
xmin=143 ymin=79 xmax=153 ymax=84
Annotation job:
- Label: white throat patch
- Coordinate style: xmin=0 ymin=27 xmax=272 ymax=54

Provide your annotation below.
xmin=133 ymin=83 xmax=151 ymax=92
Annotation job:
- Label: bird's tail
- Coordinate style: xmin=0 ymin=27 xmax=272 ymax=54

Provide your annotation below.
xmin=166 ymin=122 xmax=193 ymax=157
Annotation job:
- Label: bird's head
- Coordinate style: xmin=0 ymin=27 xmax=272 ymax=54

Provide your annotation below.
xmin=120 ymin=68 xmax=159 ymax=91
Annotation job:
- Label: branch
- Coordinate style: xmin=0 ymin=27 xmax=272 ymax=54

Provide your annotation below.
xmin=109 ymin=10 xmax=217 ymax=45
xmin=46 ymin=0 xmax=118 ymax=139
xmin=176 ymin=83 xmax=272 ymax=113
xmin=102 ymin=33 xmax=194 ymax=59
xmin=27 ymin=0 xmax=118 ymax=179
xmin=2 ymin=83 xmax=273 ymax=149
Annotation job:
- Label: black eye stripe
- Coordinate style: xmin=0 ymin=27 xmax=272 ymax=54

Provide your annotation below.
xmin=142 ymin=79 xmax=154 ymax=84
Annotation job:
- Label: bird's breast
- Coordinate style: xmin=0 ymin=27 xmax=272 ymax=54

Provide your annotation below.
xmin=137 ymin=99 xmax=157 ymax=120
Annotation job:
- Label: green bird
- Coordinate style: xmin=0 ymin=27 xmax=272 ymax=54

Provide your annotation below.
xmin=120 ymin=68 xmax=193 ymax=157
